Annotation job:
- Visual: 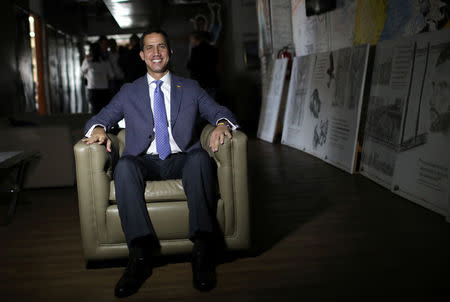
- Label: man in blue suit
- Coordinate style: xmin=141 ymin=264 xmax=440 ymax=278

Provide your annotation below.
xmin=82 ymin=28 xmax=238 ymax=298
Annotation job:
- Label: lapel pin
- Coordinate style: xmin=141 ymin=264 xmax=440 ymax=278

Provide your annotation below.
xmin=176 ymin=85 xmax=181 ymax=88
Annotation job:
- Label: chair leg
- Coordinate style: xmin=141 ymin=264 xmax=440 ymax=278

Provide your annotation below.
xmin=3 ymin=161 xmax=26 ymax=225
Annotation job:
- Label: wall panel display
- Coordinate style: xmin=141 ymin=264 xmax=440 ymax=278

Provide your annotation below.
xmin=270 ymin=0 xmax=293 ymax=53
xmin=257 ymin=0 xmax=273 ymax=54
xmin=291 ymin=0 xmax=356 ymax=56
xmin=353 ymin=0 xmax=387 ymax=46
xmin=354 ymin=0 xmax=450 ymax=46
xmin=257 ymin=58 xmax=288 ymax=143
xmin=361 ymin=28 xmax=450 ymax=217
xmin=282 ymin=44 xmax=369 ymax=173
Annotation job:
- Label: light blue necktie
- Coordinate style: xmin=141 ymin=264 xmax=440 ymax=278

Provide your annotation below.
xmin=153 ymin=80 xmax=171 ymax=160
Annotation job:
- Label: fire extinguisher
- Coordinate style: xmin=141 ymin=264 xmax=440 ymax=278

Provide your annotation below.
xmin=278 ymin=46 xmax=293 ymax=79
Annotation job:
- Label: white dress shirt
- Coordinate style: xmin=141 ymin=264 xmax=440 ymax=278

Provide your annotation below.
xmin=81 ymin=57 xmax=114 ymax=89
xmin=108 ymin=52 xmax=124 ymax=80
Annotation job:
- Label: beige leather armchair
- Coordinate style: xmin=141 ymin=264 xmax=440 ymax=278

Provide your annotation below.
xmin=74 ymin=125 xmax=250 ymax=262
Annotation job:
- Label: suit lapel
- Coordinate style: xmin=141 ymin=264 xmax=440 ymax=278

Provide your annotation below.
xmin=137 ymin=75 xmax=154 ymax=129
xmin=170 ymin=74 xmax=183 ymax=128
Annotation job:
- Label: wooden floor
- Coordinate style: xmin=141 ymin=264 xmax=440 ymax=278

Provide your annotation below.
xmin=1 ymin=138 xmax=449 ymax=301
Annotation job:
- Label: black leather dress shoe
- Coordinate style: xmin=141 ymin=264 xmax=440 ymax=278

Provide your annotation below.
xmin=114 ymin=257 xmax=152 ymax=298
xmin=192 ymin=239 xmax=217 ymax=292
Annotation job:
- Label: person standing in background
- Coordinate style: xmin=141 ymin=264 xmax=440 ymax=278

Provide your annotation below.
xmin=108 ymin=38 xmax=124 ymax=95
xmin=187 ymin=31 xmax=219 ymax=98
xmin=120 ymin=34 xmax=147 ymax=83
xmin=97 ymin=35 xmax=110 ymax=60
xmin=81 ymin=42 xmax=114 ymax=114
xmin=190 ymin=2 xmax=222 ymax=46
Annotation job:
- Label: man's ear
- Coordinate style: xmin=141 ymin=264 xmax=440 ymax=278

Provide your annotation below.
xmin=140 ymin=50 xmax=145 ymax=61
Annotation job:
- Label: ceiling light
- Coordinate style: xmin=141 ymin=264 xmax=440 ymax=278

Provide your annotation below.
xmin=110 ymin=3 xmax=131 ymax=15
xmin=115 ymin=16 xmax=132 ymax=27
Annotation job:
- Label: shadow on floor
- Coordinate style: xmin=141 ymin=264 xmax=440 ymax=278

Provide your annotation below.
xmin=245 ymin=138 xmax=338 ymax=257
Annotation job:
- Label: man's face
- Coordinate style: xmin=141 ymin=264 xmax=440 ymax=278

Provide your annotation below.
xmin=140 ymin=33 xmax=171 ymax=79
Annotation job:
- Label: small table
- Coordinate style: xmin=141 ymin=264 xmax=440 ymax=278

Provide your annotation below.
xmin=0 ymin=151 xmax=37 ymax=225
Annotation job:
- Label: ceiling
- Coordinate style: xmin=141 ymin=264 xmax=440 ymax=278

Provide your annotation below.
xmin=102 ymin=0 xmax=210 ymax=29
xmin=43 ymin=0 xmax=219 ymax=35
xmin=102 ymin=0 xmax=163 ymax=29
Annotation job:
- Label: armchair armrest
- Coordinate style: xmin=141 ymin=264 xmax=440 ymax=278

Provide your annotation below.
xmin=73 ymin=134 xmax=119 ymax=259
xmin=200 ymin=125 xmax=250 ymax=249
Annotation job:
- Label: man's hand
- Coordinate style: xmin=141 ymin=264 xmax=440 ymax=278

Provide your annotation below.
xmin=82 ymin=127 xmax=112 ymax=152
xmin=209 ymin=124 xmax=232 ymax=153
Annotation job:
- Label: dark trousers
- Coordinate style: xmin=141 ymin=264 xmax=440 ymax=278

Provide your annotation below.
xmin=113 ymin=149 xmax=218 ymax=247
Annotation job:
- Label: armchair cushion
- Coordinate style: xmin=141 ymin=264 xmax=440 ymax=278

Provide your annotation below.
xmin=109 ymin=179 xmax=186 ymax=203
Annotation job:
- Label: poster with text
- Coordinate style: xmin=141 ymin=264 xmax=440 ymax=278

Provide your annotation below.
xmin=392 ymin=31 xmax=450 ymax=216
xmin=361 ymin=28 xmax=450 ymax=216
xmin=282 ymin=44 xmax=370 ymax=173
xmin=270 ymin=0 xmax=293 ymax=53
xmin=281 ymin=54 xmax=315 ymax=150
xmin=291 ymin=0 xmax=356 ymax=56
xmin=258 ymin=58 xmax=288 ymax=143
xmin=360 ymin=37 xmax=416 ymax=189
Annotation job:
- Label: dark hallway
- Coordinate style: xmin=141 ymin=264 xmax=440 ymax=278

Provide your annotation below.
xmin=1 ymin=1 xmax=450 ymax=301
xmin=0 ymin=0 xmax=261 ymax=130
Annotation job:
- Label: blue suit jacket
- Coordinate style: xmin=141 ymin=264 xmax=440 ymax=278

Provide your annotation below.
xmin=84 ymin=74 xmax=237 ymax=156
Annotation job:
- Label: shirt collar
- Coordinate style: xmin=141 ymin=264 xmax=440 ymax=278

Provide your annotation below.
xmin=146 ymin=71 xmax=171 ymax=86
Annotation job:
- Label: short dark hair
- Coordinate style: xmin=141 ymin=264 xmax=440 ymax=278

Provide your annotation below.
xmin=130 ymin=34 xmax=140 ymax=44
xmin=98 ymin=35 xmax=108 ymax=43
xmin=89 ymin=42 xmax=102 ymax=62
xmin=140 ymin=28 xmax=172 ymax=54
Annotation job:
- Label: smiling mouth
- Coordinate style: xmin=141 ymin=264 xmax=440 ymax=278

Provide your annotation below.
xmin=152 ymin=59 xmax=162 ymax=63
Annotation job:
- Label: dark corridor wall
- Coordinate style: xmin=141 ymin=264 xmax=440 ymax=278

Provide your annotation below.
xmin=1 ymin=0 xmax=87 ymax=116
xmin=0 ymin=0 xmax=40 ymax=115
xmin=45 ymin=26 xmax=84 ymax=114
xmin=0 ymin=1 xmax=25 ymax=115
xmin=15 ymin=6 xmax=35 ymax=113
